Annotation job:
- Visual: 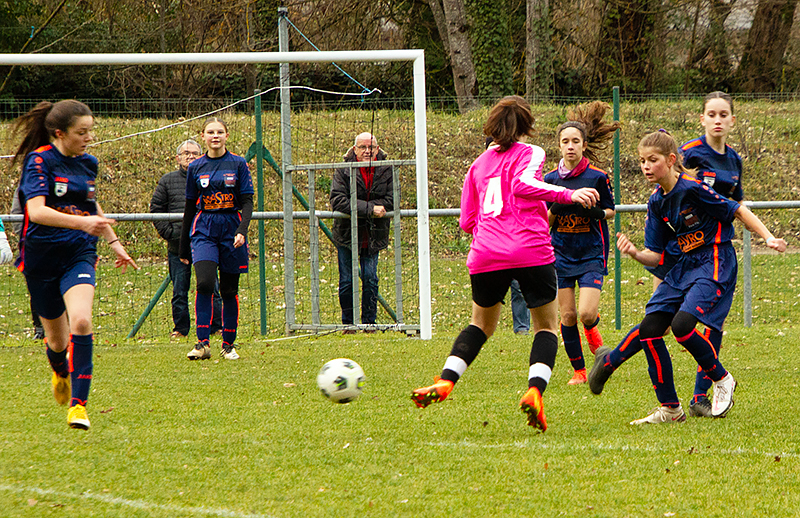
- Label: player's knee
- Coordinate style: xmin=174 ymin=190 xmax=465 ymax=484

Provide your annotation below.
xmin=70 ymin=315 xmax=92 ymax=336
xmin=560 ymin=309 xmax=578 ymax=327
xmin=639 ymin=312 xmax=671 ymax=339
xmin=671 ymin=311 xmax=698 ymax=338
xmin=196 ymin=278 xmax=215 ymax=295
xmin=219 ymin=285 xmax=238 ymax=300
xmin=578 ymin=309 xmax=596 ymax=327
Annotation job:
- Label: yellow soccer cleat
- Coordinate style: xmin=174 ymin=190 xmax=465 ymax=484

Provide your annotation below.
xmin=67 ymin=404 xmax=90 ymax=430
xmin=51 ymin=372 xmax=70 ymax=406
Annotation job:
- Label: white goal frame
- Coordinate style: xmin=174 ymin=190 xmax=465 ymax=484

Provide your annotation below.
xmin=0 ymin=50 xmax=433 ymax=339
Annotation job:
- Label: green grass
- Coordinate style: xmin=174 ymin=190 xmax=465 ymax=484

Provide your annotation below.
xmin=2 ymin=326 xmax=799 ymax=517
xmin=1 ymin=250 xmax=799 ymax=517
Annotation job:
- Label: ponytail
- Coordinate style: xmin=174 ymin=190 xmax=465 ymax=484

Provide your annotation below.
xmin=11 ymin=99 xmax=93 ymax=169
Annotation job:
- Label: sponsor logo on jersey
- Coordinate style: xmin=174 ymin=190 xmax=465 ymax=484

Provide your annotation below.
xmin=680 ymin=208 xmax=700 ymax=227
xmin=202 ymin=192 xmax=236 ymax=210
xmin=678 ymin=230 xmax=705 ymax=252
xmin=556 ymin=214 xmax=592 ymax=234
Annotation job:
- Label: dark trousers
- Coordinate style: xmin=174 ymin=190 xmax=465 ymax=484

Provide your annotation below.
xmin=168 ymin=251 xmax=221 ymax=335
xmin=336 ymin=245 xmax=379 ymax=325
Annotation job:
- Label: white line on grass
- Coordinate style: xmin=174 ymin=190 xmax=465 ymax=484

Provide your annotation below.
xmin=0 ymin=484 xmax=278 ymax=518
xmin=426 ymin=440 xmax=800 ymax=459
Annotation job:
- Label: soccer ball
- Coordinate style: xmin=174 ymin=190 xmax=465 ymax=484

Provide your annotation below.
xmin=317 ymin=358 xmax=366 ymax=404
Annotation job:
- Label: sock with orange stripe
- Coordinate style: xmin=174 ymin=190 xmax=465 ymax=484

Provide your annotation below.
xmin=676 ymin=328 xmax=727 ymax=383
xmin=222 ymin=296 xmax=239 ymax=346
xmin=195 ymin=291 xmax=212 ymax=342
xmin=693 ymin=327 xmax=723 ymax=396
xmin=46 ymin=344 xmax=68 ymax=378
xmin=607 ymin=325 xmax=642 ymax=369
xmin=641 ymin=336 xmax=679 ymax=407
xmin=69 ymin=334 xmax=93 ymax=407
xmin=560 ymin=324 xmax=585 ymax=371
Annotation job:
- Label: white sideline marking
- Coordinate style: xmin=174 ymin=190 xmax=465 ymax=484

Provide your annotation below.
xmin=426 ymin=440 xmax=800 ymax=459
xmin=0 ymin=484 xmax=277 ymax=518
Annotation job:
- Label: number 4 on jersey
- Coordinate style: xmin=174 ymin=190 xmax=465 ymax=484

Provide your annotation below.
xmin=483 ymin=176 xmax=502 ymax=217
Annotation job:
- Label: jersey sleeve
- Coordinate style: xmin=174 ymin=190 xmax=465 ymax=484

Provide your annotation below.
xmin=459 ymin=166 xmax=479 ymax=234
xmin=731 ymin=153 xmax=744 ymax=201
xmin=513 ymin=146 xmax=573 ymax=204
xmin=20 ymin=152 xmax=52 ymax=200
xmin=597 ymin=171 xmax=615 ymax=210
xmin=185 ymin=162 xmax=199 ymax=201
xmin=644 ymin=196 xmax=669 ymax=254
xmin=695 ymin=182 xmax=739 ymax=223
xmin=238 ymin=157 xmax=254 ymax=196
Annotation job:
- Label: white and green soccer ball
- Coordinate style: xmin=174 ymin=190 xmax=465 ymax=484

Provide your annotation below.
xmin=317 ymin=358 xmax=366 ymax=404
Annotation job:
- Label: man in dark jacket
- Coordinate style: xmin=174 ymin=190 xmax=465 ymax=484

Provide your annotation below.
xmin=150 ymin=140 xmax=221 ymax=338
xmin=330 ymin=133 xmax=395 ymax=330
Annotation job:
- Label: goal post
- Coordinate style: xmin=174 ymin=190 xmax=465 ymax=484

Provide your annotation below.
xmin=0 ymin=50 xmax=434 ymax=340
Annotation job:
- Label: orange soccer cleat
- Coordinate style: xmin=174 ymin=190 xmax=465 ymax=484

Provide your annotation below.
xmin=584 ymin=324 xmax=604 ymax=354
xmin=411 ymin=377 xmax=454 ymax=409
xmin=567 ymin=368 xmax=588 ymax=386
xmin=520 ymin=387 xmax=547 ymax=432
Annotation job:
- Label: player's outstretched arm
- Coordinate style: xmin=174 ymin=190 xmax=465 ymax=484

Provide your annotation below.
xmin=616 ymin=232 xmax=662 ymax=267
xmin=734 ymin=205 xmax=788 ymax=252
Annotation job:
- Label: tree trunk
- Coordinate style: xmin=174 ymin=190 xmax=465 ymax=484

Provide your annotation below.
xmin=438 ymin=0 xmax=479 ymax=112
xmin=526 ymin=0 xmax=553 ymax=100
xmin=736 ymin=0 xmax=799 ymax=92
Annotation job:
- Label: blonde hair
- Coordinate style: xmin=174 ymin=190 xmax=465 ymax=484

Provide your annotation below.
xmin=638 ymin=130 xmax=694 ymax=177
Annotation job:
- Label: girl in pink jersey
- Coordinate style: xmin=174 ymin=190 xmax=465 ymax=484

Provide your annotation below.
xmin=411 ymin=96 xmax=599 ymax=431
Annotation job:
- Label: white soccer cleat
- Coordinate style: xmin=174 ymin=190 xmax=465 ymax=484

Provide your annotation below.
xmin=221 ymin=344 xmax=240 ymax=360
xmin=711 ymin=372 xmax=736 ymax=417
xmin=630 ymin=405 xmax=686 ymax=425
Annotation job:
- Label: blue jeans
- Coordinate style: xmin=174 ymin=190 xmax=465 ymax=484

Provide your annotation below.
xmin=336 ymin=245 xmax=379 ymax=325
xmin=168 ymin=251 xmax=221 ymax=335
xmin=509 ymin=279 xmax=530 ymax=333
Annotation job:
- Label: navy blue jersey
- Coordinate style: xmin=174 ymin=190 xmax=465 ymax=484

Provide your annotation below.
xmin=644 ymin=174 xmax=739 ymax=258
xmin=544 ymin=164 xmax=615 ymax=277
xmin=18 ymin=144 xmax=99 ymax=246
xmin=186 ymin=151 xmax=254 ymax=212
xmin=680 ymin=136 xmax=743 ymax=202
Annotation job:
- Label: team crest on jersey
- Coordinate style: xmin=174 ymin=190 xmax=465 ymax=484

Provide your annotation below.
xmin=54 ymin=176 xmax=69 ymax=197
xmin=224 ymin=174 xmax=236 ymax=187
xmin=200 ymin=175 xmax=210 ymax=188
xmin=703 ymin=175 xmax=715 ymax=187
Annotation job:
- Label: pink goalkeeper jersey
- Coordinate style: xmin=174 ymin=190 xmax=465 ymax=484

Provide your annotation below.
xmin=460 ymin=142 xmax=575 ymax=274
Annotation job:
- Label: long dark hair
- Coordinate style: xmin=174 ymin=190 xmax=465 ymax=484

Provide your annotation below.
xmin=556 ymin=101 xmax=621 ymax=165
xmin=11 ymin=100 xmax=93 ymax=168
xmin=483 ymin=96 xmax=535 ymax=152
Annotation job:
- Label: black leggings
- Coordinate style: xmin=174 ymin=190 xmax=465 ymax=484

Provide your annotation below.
xmin=639 ymin=310 xmax=699 ymax=339
xmin=194 ymin=260 xmax=240 ymax=299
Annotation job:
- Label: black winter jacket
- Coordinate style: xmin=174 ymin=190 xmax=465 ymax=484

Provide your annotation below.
xmin=329 ymin=148 xmax=396 ymax=254
xmin=150 ymin=168 xmax=187 ymax=256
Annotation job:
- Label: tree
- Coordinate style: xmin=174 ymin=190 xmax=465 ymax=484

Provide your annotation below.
xmin=592 ymin=0 xmax=657 ymax=93
xmin=525 ymin=0 xmax=553 ymax=99
xmin=467 ymin=0 xmax=514 ymax=99
xmin=429 ymin=0 xmax=479 ymax=112
xmin=736 ymin=0 xmax=799 ymax=92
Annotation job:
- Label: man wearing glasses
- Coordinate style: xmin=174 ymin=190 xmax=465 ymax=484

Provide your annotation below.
xmin=330 ymin=132 xmax=396 ymax=333
xmin=150 ymin=139 xmax=221 ymax=339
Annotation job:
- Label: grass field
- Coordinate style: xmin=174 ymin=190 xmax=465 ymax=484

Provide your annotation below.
xmin=2 ymin=250 xmax=799 ymax=517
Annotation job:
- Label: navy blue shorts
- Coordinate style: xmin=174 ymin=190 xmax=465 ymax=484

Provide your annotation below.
xmin=644 ymin=251 xmax=680 ymax=281
xmin=557 ymin=270 xmax=605 ymax=290
xmin=646 ymin=244 xmax=737 ymax=332
xmin=190 ymin=211 xmax=249 ymax=274
xmin=24 ymin=247 xmax=97 ymax=320
xmin=471 ymin=263 xmax=557 ymax=309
